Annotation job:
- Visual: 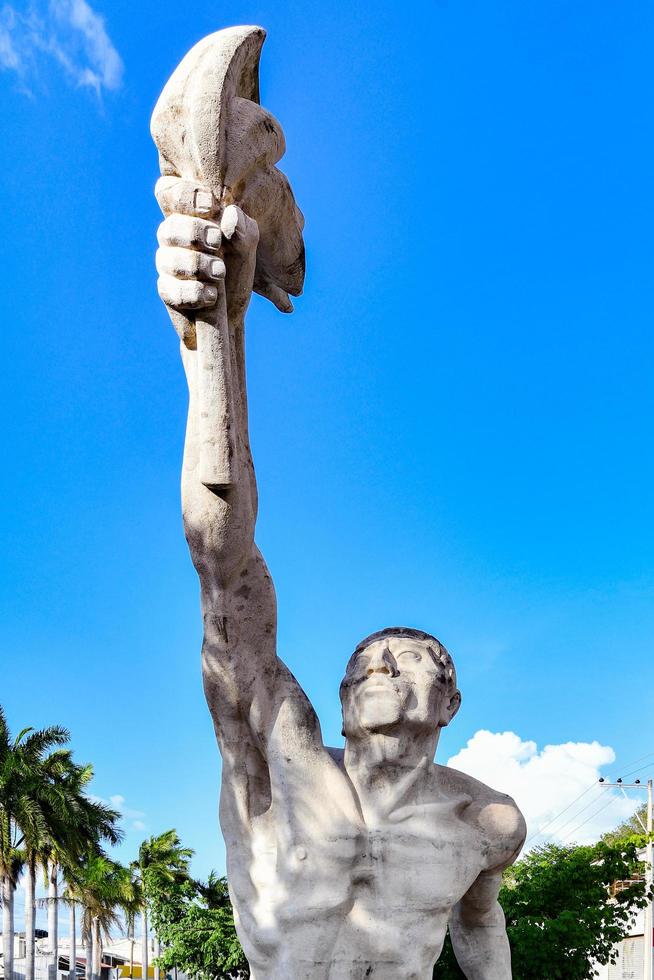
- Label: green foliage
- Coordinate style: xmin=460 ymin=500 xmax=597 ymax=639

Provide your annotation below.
xmin=0 ymin=705 xmax=122 ymax=883
xmin=0 ymin=705 xmax=70 ymax=882
xmin=503 ymin=841 xmax=648 ymax=979
xmin=434 ymin=840 xmax=649 ymax=980
xmin=132 ymin=828 xmax=193 ymax=906
xmin=431 ymin=932 xmax=465 ymax=978
xmin=66 ymin=851 xmax=141 ymax=941
xmin=602 ymin=804 xmax=648 ymax=845
xmin=148 ymin=870 xmax=248 ymax=979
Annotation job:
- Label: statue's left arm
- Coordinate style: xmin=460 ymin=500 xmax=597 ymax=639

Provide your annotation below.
xmin=448 ymin=869 xmax=512 ymax=979
xmin=449 ymin=798 xmax=526 ymax=979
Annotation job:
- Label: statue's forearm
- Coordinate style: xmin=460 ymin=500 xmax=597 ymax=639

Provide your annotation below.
xmin=180 ymin=305 xmax=258 ymax=589
xmin=449 ymin=903 xmax=512 ymax=980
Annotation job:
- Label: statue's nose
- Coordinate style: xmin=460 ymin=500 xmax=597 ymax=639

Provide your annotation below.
xmin=366 ymin=648 xmax=399 ymax=678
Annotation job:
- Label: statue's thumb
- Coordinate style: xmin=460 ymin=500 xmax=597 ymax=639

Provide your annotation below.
xmin=169 ymin=308 xmax=197 ymax=349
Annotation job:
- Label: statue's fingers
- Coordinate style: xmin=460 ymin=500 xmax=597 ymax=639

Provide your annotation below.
xmin=157 ymin=246 xmax=225 ymax=283
xmin=157 ymin=214 xmax=222 ymax=253
xmin=220 ymin=204 xmax=259 ymax=252
xmin=255 ymin=279 xmax=294 ymax=314
xmin=157 ymin=273 xmax=218 ymax=310
xmin=155 ymin=176 xmax=219 ymax=219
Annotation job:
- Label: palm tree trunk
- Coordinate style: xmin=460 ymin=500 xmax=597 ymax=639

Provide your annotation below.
xmin=2 ymin=874 xmax=15 ymax=980
xmin=48 ymin=861 xmax=58 ymax=980
xmin=152 ymin=936 xmax=159 ymax=980
xmin=25 ymin=858 xmax=36 ymax=980
xmin=92 ymin=920 xmax=101 ymax=980
xmin=89 ymin=919 xmax=97 ymax=980
xmin=68 ymin=903 xmax=76 ymax=980
xmin=140 ymin=911 xmax=148 ymax=980
xmin=82 ymin=920 xmax=91 ymax=980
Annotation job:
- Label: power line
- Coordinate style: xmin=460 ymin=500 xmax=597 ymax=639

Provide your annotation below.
xmin=524 ymin=784 xmax=603 ymax=847
xmin=559 ymin=793 xmax=623 ymax=844
xmin=618 ymin=760 xmax=654 ymax=781
xmin=618 ymin=750 xmax=654 ymax=772
xmin=528 ymin=783 xmax=602 ymax=840
xmin=524 ymin=751 xmax=654 ymax=850
xmin=524 ymin=782 xmax=598 ymax=846
xmin=538 ymin=788 xmax=607 ymax=841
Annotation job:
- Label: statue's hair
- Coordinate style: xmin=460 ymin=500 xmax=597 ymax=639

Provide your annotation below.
xmin=345 ymin=626 xmax=458 ymax=695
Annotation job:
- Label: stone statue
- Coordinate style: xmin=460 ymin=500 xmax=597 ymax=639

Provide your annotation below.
xmin=152 ymin=25 xmax=526 ymax=980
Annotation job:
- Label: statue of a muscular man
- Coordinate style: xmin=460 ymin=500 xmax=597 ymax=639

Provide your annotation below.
xmin=153 ymin=27 xmax=525 ymax=973
xmin=155 ymin=173 xmax=525 ymax=978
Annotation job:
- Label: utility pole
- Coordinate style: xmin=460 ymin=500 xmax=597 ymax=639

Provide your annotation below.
xmin=599 ymin=778 xmax=653 ymax=980
xmin=645 ymin=778 xmax=653 ymax=980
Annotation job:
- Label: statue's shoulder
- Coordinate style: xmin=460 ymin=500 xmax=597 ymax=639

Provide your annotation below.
xmin=434 ymin=763 xmax=526 ymax=867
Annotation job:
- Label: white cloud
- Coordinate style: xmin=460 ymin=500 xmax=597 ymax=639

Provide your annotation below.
xmin=91 ymin=792 xmax=147 ymax=834
xmin=0 ymin=0 xmax=123 ymax=96
xmin=50 ymin=0 xmax=122 ymax=90
xmin=446 ymin=730 xmax=638 ymax=849
xmin=108 ymin=793 xmax=147 ymax=832
xmin=0 ymin=8 xmax=21 ymax=70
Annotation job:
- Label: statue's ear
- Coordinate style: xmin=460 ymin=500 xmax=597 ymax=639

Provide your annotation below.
xmin=441 ymin=690 xmax=462 ymax=728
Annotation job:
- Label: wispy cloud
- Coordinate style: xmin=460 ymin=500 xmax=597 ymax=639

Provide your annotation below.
xmin=92 ymin=792 xmax=147 ymax=833
xmin=109 ymin=793 xmax=147 ymax=832
xmin=447 ymin=730 xmax=638 ymax=849
xmin=0 ymin=8 xmax=21 ymax=70
xmin=0 ymin=0 xmax=123 ymax=97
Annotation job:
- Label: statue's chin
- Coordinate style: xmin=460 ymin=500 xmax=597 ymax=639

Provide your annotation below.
xmin=357 ymin=689 xmax=403 ymax=731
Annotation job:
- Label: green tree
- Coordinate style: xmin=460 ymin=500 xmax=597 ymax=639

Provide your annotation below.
xmin=434 ymin=839 xmax=649 ymax=980
xmin=132 ymin=830 xmax=193 ymax=980
xmin=145 ymin=844 xmax=248 ymax=980
xmin=0 ymin=706 xmax=124 ymax=980
xmin=40 ymin=758 xmax=122 ymax=980
xmin=0 ymin=706 xmax=69 ymax=980
xmin=65 ymin=851 xmax=141 ymax=980
xmin=602 ymin=804 xmax=648 ymax=844
xmin=26 ymin=750 xmax=123 ymax=980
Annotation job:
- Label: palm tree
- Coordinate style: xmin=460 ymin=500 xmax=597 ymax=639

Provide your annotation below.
xmin=0 ymin=707 xmax=69 ymax=980
xmin=65 ymin=852 xmax=140 ymax=980
xmin=0 ymin=850 xmax=23 ymax=980
xmin=38 ymin=759 xmax=122 ymax=980
xmin=20 ymin=747 xmax=123 ymax=980
xmin=131 ymin=831 xmax=192 ymax=980
xmin=1 ymin=707 xmax=124 ymax=980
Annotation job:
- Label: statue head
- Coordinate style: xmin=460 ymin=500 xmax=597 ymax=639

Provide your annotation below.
xmin=339 ymin=627 xmax=461 ymax=743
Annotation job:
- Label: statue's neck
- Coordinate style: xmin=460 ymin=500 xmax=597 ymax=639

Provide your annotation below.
xmin=343 ymin=729 xmax=439 ymax=823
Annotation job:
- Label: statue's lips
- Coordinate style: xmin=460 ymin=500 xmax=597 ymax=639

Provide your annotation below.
xmin=361 ymin=679 xmax=397 ymax=696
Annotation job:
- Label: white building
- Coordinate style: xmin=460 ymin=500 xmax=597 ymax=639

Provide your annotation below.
xmin=594 ymin=908 xmax=653 ymax=980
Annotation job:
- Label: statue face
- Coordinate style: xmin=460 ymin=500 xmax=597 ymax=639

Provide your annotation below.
xmin=339 ymin=636 xmax=461 ymax=740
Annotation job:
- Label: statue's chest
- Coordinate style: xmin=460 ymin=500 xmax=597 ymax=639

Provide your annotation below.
xmin=230 ymin=800 xmax=486 ymax=977
xmin=260 ymin=801 xmax=482 ymax=919
xmin=352 ymin=807 xmax=482 ymax=910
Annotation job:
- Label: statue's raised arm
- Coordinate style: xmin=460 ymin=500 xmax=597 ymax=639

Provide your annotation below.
xmin=151 ymin=26 xmax=313 ymax=767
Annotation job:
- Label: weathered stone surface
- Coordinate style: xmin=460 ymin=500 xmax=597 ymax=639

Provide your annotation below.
xmin=152 ymin=25 xmax=526 ymax=980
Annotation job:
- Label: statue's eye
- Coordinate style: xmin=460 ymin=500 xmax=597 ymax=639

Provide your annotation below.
xmin=398 ymin=650 xmax=421 ymax=662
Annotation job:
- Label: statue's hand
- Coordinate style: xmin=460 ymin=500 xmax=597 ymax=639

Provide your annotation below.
xmin=155 ymin=176 xmax=260 ymax=346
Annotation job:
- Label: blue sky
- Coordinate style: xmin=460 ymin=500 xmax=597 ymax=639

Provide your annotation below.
xmin=1 ymin=0 xmax=653 ymax=894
